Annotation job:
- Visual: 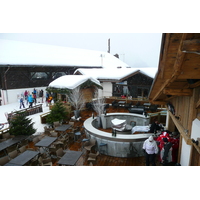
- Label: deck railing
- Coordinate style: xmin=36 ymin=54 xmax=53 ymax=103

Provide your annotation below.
xmin=7 ymin=104 xmax=43 ymax=123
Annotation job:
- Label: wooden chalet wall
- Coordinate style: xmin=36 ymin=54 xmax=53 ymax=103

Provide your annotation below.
xmin=0 ymin=66 xmax=79 ymax=90
xmin=82 ymin=87 xmax=96 ymax=102
xmin=167 ymin=87 xmax=200 ymax=164
xmin=57 ymin=87 xmax=96 ymax=104
xmin=168 ymin=87 xmax=200 ymax=138
xmin=112 ymin=73 xmax=153 ymax=98
xmin=148 ymin=33 xmax=200 ymax=165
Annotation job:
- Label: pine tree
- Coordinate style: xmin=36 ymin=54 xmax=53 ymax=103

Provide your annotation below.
xmin=9 ymin=112 xmax=36 ymax=136
xmin=46 ymin=101 xmax=68 ymax=125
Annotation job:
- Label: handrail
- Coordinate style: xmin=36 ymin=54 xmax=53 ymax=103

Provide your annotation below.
xmin=7 ymin=104 xmax=43 ymax=122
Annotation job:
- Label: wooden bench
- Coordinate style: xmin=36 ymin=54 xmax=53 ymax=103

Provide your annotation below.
xmin=40 ymin=112 xmax=51 ymax=124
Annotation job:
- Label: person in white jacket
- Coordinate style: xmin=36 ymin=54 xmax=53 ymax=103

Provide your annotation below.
xmin=143 ymin=135 xmax=159 ymax=166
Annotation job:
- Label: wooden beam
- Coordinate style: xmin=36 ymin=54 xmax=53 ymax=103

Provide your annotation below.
xmin=188 ymin=80 xmax=200 ymax=89
xmin=151 ymin=34 xmax=188 ymax=102
xmin=149 ymin=100 xmax=167 ymax=105
xmin=191 ymin=139 xmax=200 ymax=154
xmin=182 ymin=39 xmax=200 ymax=54
xmin=163 ymin=88 xmax=193 ymax=96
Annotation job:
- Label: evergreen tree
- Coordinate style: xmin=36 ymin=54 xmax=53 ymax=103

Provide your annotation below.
xmin=46 ymin=101 xmax=68 ymax=125
xmin=9 ymin=112 xmax=36 ymax=136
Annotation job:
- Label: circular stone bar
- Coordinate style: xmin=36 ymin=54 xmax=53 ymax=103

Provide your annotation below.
xmin=83 ymin=113 xmax=152 ymax=157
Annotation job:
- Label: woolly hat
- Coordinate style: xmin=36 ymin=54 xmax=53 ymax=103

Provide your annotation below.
xmin=163 ymin=138 xmax=168 ymax=142
xmin=149 ymin=135 xmax=154 ymax=142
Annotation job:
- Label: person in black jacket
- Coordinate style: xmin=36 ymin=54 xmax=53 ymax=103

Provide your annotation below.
xmin=150 ymin=120 xmax=161 ymax=133
xmin=161 ymin=138 xmax=173 ymax=166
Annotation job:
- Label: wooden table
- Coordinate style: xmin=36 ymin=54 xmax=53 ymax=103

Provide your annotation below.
xmin=55 ymin=124 xmax=71 ymax=138
xmin=4 ymin=150 xmax=39 ymax=166
xmin=57 ymin=150 xmax=83 ymax=166
xmin=0 ymin=135 xmax=28 ymax=156
xmin=35 ymin=136 xmax=57 ymax=156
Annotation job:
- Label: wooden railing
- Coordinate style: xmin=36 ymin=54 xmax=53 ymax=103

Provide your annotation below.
xmin=0 ymin=127 xmax=9 ymax=136
xmin=7 ymin=104 xmax=43 ymax=122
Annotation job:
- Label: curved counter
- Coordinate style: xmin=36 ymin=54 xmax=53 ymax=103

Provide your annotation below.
xmin=83 ymin=113 xmax=152 ymax=157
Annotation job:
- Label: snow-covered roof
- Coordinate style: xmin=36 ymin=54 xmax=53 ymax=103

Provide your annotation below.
xmin=48 ymin=75 xmax=102 ymax=90
xmin=0 ymin=39 xmax=129 ymax=68
xmin=74 ymin=67 xmax=157 ymax=80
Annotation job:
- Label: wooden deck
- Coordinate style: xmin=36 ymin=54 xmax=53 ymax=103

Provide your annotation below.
xmin=23 ymin=104 xmax=163 ymax=166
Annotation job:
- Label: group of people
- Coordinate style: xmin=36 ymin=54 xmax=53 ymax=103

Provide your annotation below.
xmin=19 ymin=88 xmax=44 ymax=109
xmin=143 ymin=121 xmax=180 ymax=166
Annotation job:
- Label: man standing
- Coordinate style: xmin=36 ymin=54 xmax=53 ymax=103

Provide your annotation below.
xmin=150 ymin=120 xmax=161 ymax=133
xmin=161 ymin=138 xmax=173 ymax=166
xmin=143 ymin=135 xmax=159 ymax=166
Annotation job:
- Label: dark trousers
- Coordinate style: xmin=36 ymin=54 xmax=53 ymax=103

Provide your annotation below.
xmin=145 ymin=152 xmax=156 ymax=166
xmin=20 ymin=102 xmax=25 ymax=109
xmin=29 ymin=102 xmax=33 ymax=108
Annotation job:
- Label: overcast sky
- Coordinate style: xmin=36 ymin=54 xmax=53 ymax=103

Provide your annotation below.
xmin=0 ymin=33 xmax=162 ymax=68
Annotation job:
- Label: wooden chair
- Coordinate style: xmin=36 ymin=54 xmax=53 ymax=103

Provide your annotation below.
xmin=84 ymin=138 xmax=97 ymax=152
xmin=0 ymin=156 xmax=10 ymax=166
xmin=87 ymin=151 xmax=99 ymax=164
xmin=49 ymin=143 xmax=60 ymax=157
xmin=2 ymin=132 xmax=14 ymax=139
xmin=44 ymin=126 xmax=54 ymax=136
xmin=38 ymin=156 xmax=52 ymax=166
xmin=69 ymin=121 xmax=74 ymax=127
xmin=57 ymin=135 xmax=69 ymax=150
xmin=8 ymin=150 xmax=19 ymax=159
xmin=27 ymin=136 xmax=40 ymax=150
xmin=0 ymin=138 xmax=7 ymax=142
xmin=68 ymin=130 xmax=75 ymax=143
xmin=56 ymin=148 xmax=65 ymax=159
xmin=18 ymin=139 xmax=28 ymax=148
xmin=32 ymin=136 xmax=40 ymax=144
xmin=38 ymin=135 xmax=45 ymax=140
xmin=50 ymin=131 xmax=58 ymax=137
xmin=18 ymin=145 xmax=27 ymax=154
xmin=6 ymin=144 xmax=18 ymax=153
xmin=53 ymin=121 xmax=61 ymax=128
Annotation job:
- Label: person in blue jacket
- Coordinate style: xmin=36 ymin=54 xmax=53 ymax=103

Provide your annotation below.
xmin=19 ymin=97 xmax=25 ymax=109
xmin=28 ymin=94 xmax=34 ymax=108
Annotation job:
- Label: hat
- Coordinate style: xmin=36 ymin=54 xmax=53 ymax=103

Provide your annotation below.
xmin=149 ymin=136 xmax=153 ymax=142
xmin=163 ymin=138 xmax=168 ymax=142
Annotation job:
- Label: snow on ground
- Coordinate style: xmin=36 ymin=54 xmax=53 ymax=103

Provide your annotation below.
xmin=0 ymin=100 xmax=50 ymax=134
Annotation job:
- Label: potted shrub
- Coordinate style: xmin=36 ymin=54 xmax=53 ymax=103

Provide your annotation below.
xmin=9 ymin=112 xmax=36 ymax=136
xmin=67 ymin=86 xmax=86 ymax=119
xmin=46 ymin=101 xmax=68 ymax=126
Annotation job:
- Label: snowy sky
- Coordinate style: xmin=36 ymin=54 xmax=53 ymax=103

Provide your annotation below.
xmin=0 ymin=33 xmax=162 ymax=68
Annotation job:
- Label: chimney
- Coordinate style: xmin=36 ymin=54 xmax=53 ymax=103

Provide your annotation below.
xmin=107 ymin=38 xmax=110 ymax=53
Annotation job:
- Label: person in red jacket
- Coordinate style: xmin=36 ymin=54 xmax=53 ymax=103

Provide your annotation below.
xmin=156 ymin=131 xmax=171 ymax=161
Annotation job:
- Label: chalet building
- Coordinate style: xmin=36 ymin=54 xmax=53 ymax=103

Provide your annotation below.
xmin=149 ymin=33 xmax=200 ymax=166
xmin=74 ymin=68 xmax=157 ymax=99
xmin=46 ymin=75 xmax=103 ymax=103
xmin=0 ymin=39 xmax=128 ymax=105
